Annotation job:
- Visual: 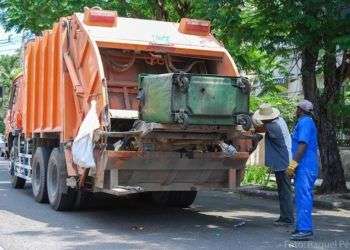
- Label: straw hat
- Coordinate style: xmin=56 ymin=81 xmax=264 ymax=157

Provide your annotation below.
xmin=253 ymin=103 xmax=280 ymax=121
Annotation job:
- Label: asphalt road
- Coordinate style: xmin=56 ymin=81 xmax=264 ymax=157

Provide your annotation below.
xmin=0 ymin=160 xmax=349 ymax=250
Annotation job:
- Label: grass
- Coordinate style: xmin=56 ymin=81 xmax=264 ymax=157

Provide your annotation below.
xmin=242 ymin=165 xmax=277 ymax=190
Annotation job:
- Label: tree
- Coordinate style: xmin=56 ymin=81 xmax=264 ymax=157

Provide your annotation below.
xmin=227 ymin=0 xmax=349 ymax=193
xmin=250 ymin=93 xmax=297 ymax=129
xmin=0 ymin=53 xmax=21 ymax=133
xmin=0 ymin=0 xmax=195 ymax=34
xmin=0 ymin=0 xmax=280 ymax=84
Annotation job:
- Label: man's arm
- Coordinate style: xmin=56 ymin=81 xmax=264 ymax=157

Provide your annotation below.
xmin=254 ymin=126 xmax=266 ymax=133
xmin=293 ymin=142 xmax=307 ymax=162
xmin=252 ymin=117 xmax=266 ymax=133
xmin=287 ymin=142 xmax=307 ymax=177
xmin=250 ymin=133 xmax=264 ymax=153
xmin=287 ymin=118 xmax=311 ymax=177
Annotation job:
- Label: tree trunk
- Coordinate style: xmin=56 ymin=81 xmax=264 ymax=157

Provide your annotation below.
xmin=301 ymin=48 xmax=318 ymax=103
xmin=317 ymin=109 xmax=347 ymax=193
xmin=172 ymin=0 xmax=192 ymax=18
xmin=301 ymin=48 xmax=348 ymax=193
xmin=154 ymin=0 xmax=169 ymax=20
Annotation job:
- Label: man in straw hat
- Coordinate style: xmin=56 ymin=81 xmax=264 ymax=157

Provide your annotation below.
xmin=287 ymin=100 xmax=318 ymax=241
xmin=253 ymin=103 xmax=293 ymax=226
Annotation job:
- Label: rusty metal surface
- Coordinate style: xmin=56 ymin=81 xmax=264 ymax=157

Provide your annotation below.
xmin=93 ymin=149 xmax=249 ymax=190
xmin=99 ymin=168 xmax=234 ymax=192
xmin=64 ymin=148 xmax=79 ymax=176
xmin=103 ymin=150 xmax=248 ymax=170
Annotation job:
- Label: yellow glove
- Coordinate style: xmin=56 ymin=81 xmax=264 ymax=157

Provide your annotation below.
xmin=286 ymin=160 xmax=298 ymax=177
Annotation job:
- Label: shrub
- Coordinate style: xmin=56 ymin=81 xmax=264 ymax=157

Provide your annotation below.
xmin=241 ymin=165 xmax=270 ymax=186
xmin=250 ymin=93 xmax=297 ymax=129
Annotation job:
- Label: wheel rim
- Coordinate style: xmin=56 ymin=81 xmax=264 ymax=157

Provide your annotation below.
xmin=32 ymin=162 xmax=41 ymax=195
xmin=48 ymin=162 xmax=59 ymax=202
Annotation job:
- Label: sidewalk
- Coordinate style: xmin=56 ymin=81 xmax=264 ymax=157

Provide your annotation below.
xmin=237 ymin=179 xmax=350 ymax=210
xmin=273 ymin=177 xmax=350 ymax=190
xmin=316 ymin=179 xmax=350 ymax=189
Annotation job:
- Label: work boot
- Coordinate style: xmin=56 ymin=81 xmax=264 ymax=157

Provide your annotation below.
xmin=273 ymin=218 xmax=293 ymax=226
xmin=290 ymin=231 xmax=313 ymax=241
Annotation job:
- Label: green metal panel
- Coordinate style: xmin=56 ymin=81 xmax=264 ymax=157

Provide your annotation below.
xmin=138 ymin=73 xmax=249 ymax=125
xmin=139 ymin=74 xmax=173 ymax=123
xmin=188 ymin=76 xmax=238 ymax=116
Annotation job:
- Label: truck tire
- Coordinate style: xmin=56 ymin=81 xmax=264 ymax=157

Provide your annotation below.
xmin=11 ymin=174 xmax=26 ymax=189
xmin=11 ymin=172 xmax=26 ymax=189
xmin=151 ymin=191 xmax=197 ymax=208
xmin=32 ymin=147 xmax=51 ymax=203
xmin=74 ymin=190 xmax=93 ymax=210
xmin=47 ymin=148 xmax=76 ymax=211
xmin=9 ymin=147 xmax=26 ymax=189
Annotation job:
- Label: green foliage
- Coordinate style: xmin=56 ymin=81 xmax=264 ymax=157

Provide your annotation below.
xmin=241 ymin=165 xmax=270 ymax=186
xmin=250 ymin=93 xmax=297 ymax=129
xmin=0 ymin=1 xmax=197 ymax=34
xmin=205 ymin=0 xmax=282 ymax=87
xmin=0 ymin=54 xmax=21 ymax=89
xmin=0 ymin=121 xmax=4 ymax=134
xmin=0 ymin=1 xmax=121 ymax=34
xmin=225 ymin=0 xmax=350 ymax=60
xmin=0 ymin=0 xmax=282 ymax=87
xmin=209 ymin=0 xmax=350 ymax=93
xmin=0 ymin=1 xmax=348 ymax=85
xmin=0 ymin=53 xmax=21 ymax=133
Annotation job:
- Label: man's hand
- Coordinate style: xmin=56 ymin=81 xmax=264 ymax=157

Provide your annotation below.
xmin=252 ymin=117 xmax=264 ymax=128
xmin=250 ymin=133 xmax=264 ymax=153
xmin=287 ymin=160 xmax=298 ymax=177
xmin=251 ymin=117 xmax=266 ymax=133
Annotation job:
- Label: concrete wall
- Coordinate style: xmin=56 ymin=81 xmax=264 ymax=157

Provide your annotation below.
xmin=339 ymin=147 xmax=350 ymax=180
xmin=247 ymin=138 xmax=265 ymax=166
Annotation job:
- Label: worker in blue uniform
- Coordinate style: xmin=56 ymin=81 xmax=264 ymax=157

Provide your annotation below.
xmin=287 ymin=100 xmax=319 ymax=241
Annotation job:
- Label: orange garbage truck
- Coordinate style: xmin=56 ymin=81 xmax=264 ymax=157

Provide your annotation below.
xmin=5 ymin=7 xmax=257 ymax=211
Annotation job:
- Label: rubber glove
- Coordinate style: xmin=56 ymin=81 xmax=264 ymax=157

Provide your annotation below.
xmin=287 ymin=160 xmax=298 ymax=177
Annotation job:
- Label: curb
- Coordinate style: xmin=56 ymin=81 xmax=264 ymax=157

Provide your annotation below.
xmin=237 ymin=186 xmax=350 ymax=210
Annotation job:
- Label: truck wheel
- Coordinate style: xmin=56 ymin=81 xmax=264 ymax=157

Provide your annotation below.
xmin=151 ymin=191 xmax=197 ymax=208
xmin=47 ymin=148 xmax=76 ymax=211
xmin=11 ymin=174 xmax=26 ymax=189
xmin=32 ymin=147 xmax=51 ymax=203
xmin=74 ymin=190 xmax=94 ymax=210
xmin=9 ymin=147 xmax=26 ymax=189
xmin=10 ymin=172 xmax=26 ymax=189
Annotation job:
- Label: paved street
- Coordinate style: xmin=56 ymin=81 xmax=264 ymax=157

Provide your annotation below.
xmin=0 ymin=160 xmax=349 ymax=250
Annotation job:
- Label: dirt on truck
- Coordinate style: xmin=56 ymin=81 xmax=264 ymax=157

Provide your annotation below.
xmin=5 ymin=7 xmax=257 ymax=211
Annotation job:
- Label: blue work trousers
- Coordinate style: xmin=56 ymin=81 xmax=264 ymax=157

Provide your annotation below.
xmin=294 ymin=169 xmax=317 ymax=232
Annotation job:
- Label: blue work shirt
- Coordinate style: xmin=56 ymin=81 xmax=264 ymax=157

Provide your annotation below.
xmin=265 ymin=117 xmax=292 ymax=171
xmin=291 ymin=115 xmax=319 ymax=174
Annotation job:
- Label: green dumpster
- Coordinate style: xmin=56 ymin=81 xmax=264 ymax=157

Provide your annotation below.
xmin=138 ymin=73 xmax=249 ymax=126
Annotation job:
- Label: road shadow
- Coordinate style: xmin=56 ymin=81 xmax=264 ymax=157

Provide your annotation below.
xmin=1 ymin=165 xmax=349 ymax=250
xmin=0 ymin=166 xmax=248 ymax=249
